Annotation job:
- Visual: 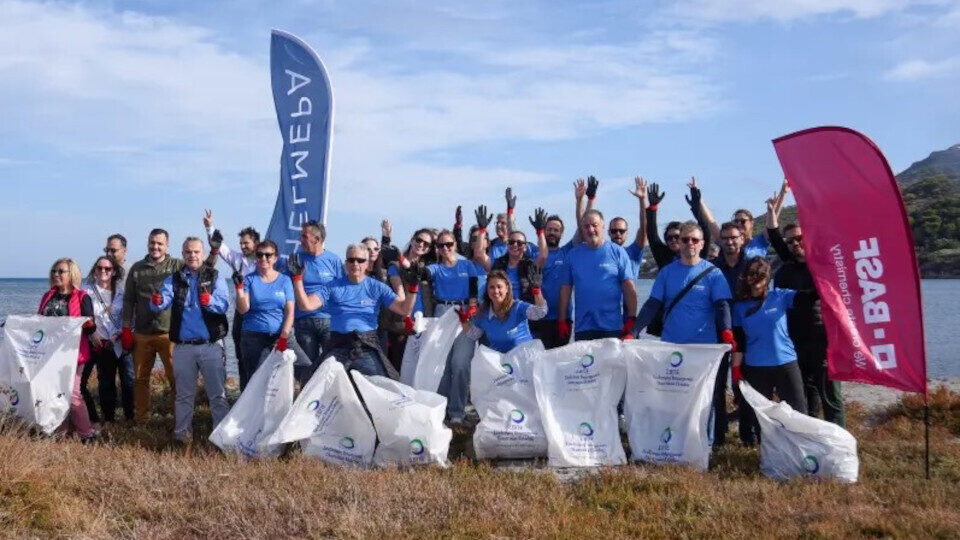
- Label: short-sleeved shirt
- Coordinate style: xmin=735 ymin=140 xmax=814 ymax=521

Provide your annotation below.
xmin=427 ymin=257 xmax=482 ymax=302
xmin=242 ymin=273 xmax=294 ymax=334
xmin=387 ymin=265 xmax=424 ymax=315
xmin=292 ymin=250 xmax=343 ymax=320
xmin=472 ymin=301 xmax=535 ymax=353
xmin=490 ymin=239 xmax=539 ymax=261
xmin=542 ymin=242 xmax=574 ymax=321
xmin=650 ymin=259 xmax=732 ymax=344
xmin=561 ymin=241 xmax=631 ymax=332
xmin=317 ymin=277 xmax=398 ymax=333
xmin=743 ymin=235 xmax=770 ymax=260
xmin=624 ymin=243 xmax=646 ymax=282
xmin=733 ymin=288 xmax=798 ymax=367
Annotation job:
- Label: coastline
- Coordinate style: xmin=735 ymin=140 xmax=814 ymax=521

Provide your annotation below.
xmin=844 ymin=377 xmax=960 ymax=409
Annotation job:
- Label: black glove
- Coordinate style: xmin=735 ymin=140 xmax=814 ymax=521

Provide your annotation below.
xmin=685 ymin=185 xmax=701 ymax=209
xmin=399 ymin=263 xmax=423 ymax=288
xmin=505 ymin=188 xmax=517 ymax=211
xmin=198 ymin=266 xmax=213 ymax=294
xmin=527 ymin=263 xmax=542 ymax=288
xmin=475 ymin=205 xmax=493 ymax=230
xmin=209 ymin=229 xmax=223 ymax=251
xmin=649 ymin=183 xmax=665 ymax=207
xmin=380 ymin=245 xmax=400 ymax=268
xmin=455 ymin=205 xmax=463 ymax=229
xmin=231 ymin=271 xmax=244 ymax=287
xmin=529 ymin=207 xmax=548 ymax=232
xmin=287 ymin=253 xmax=303 ymax=277
xmin=586 ymin=176 xmax=599 ymax=199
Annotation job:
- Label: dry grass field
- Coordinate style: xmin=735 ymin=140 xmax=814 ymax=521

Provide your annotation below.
xmin=1 ymin=379 xmax=958 ymax=538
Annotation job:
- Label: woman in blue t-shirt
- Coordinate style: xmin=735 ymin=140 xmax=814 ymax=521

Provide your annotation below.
xmin=731 ymin=257 xmax=811 ymax=444
xmin=459 ymin=269 xmax=547 ymax=353
xmin=235 ymin=240 xmax=295 ymax=390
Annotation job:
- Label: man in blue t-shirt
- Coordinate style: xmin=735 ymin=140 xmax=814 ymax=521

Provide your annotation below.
xmin=290 ymin=244 xmax=418 ymax=378
xmin=558 ymin=209 xmax=638 ymax=342
xmin=532 ymin=214 xmax=577 ymax=348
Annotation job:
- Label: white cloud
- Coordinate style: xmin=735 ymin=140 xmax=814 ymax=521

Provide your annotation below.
xmin=883 ymin=58 xmax=960 ymax=80
xmin=668 ymin=0 xmax=916 ymax=22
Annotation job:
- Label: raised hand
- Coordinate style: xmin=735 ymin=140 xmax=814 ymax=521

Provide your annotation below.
xmin=529 ymin=207 xmax=548 ymax=233
xmin=628 ymin=176 xmax=647 ymax=201
xmin=287 ymin=253 xmax=303 ymax=278
xmin=685 ymin=176 xmax=701 ymax=208
xmin=648 ymin=182 xmax=666 ymax=207
xmin=586 ymin=175 xmax=599 ymax=200
xmin=231 ymin=271 xmax=244 ymax=289
xmin=574 ymin=178 xmax=587 ymax=200
xmin=381 ymin=219 xmax=392 ymax=238
xmin=209 ymin=229 xmax=223 ymax=251
xmin=528 ymin=263 xmax=542 ymax=288
xmin=455 ymin=205 xmax=463 ymax=228
xmin=475 ymin=205 xmax=493 ymax=230
xmin=203 ymin=209 xmax=213 ymax=228
xmin=505 ymin=187 xmax=517 ymax=213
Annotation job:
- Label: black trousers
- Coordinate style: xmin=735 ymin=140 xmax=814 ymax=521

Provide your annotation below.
xmin=711 ymin=352 xmax=731 ymax=447
xmin=530 ymin=319 xmax=567 ymax=349
xmin=740 ymin=361 xmax=807 ymax=443
xmin=796 ymin=339 xmax=846 ymax=427
xmin=232 ymin=310 xmax=244 ymax=383
xmin=81 ymin=346 xmax=126 ymax=423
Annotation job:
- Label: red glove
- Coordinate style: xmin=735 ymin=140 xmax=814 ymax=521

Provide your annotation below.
xmin=292 ymin=274 xmax=303 ymax=282
xmin=121 ymin=327 xmax=135 ymax=351
xmin=407 ymin=283 xmax=419 ymax=294
xmin=456 ymin=306 xmax=476 ymax=324
xmin=275 ymin=336 xmax=287 ymax=352
xmin=82 ymin=318 xmax=95 ymax=330
xmin=404 ymin=316 xmax=416 ymax=335
xmin=151 ymin=293 xmax=163 ymax=306
xmin=199 ymin=291 xmax=211 ymax=306
xmin=721 ymin=329 xmax=737 ymax=353
xmin=558 ymin=320 xmax=571 ymax=342
xmin=620 ymin=316 xmax=636 ymax=340
xmin=648 ymin=203 xmax=658 ymax=212
xmin=731 ymin=364 xmax=743 ymax=387
xmin=531 ymin=287 xmax=542 ymax=297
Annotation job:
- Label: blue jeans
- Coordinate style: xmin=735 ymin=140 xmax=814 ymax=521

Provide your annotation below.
xmin=436 ymin=333 xmax=476 ymax=422
xmin=330 ymin=348 xmax=387 ymax=378
xmin=118 ymin=351 xmax=135 ymax=420
xmin=294 ymin=317 xmax=331 ymax=385
xmin=574 ymin=329 xmax=620 ymax=341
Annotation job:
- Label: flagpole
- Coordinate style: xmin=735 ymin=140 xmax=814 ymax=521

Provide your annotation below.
xmin=924 ymin=382 xmax=930 ymax=479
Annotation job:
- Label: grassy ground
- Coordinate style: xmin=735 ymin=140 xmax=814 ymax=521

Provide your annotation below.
xmin=1 ymin=377 xmax=959 ymax=538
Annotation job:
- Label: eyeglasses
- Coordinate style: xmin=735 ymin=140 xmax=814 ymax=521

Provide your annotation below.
xmin=437 ymin=242 xmax=455 ymax=249
xmin=256 ymin=251 xmax=276 ymax=259
xmin=50 ymin=269 xmax=68 ymax=275
xmin=680 ymin=237 xmax=702 ymax=244
xmin=346 ymin=257 xmax=367 ymax=264
xmin=508 ymin=240 xmax=526 ymax=246
xmin=609 ymin=228 xmax=627 ymax=235
xmin=95 ymin=265 xmax=114 ymax=272
xmin=665 ymin=234 xmax=680 ymax=241
xmin=413 ymin=237 xmax=431 ymax=246
xmin=785 ymin=235 xmax=804 ymax=245
xmin=103 ymin=248 xmax=120 ymax=254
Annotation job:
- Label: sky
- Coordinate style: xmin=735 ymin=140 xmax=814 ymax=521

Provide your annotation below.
xmin=1 ymin=0 xmax=959 ymax=277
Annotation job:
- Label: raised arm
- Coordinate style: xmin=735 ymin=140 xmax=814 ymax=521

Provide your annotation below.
xmin=288 ymin=254 xmax=323 ymax=312
xmin=645 ymin=183 xmax=674 ymax=269
xmin=529 ymin=207 xmax=550 ymax=268
xmin=505 ymin=188 xmax=517 ymax=234
xmin=585 ymin=175 xmax=598 ymax=213
xmin=573 ymin=178 xmax=587 ymax=244
xmin=388 ymin=265 xmax=420 ymax=316
xmin=203 ymin=209 xmax=236 ymax=267
xmin=766 ymin=194 xmax=792 ymax=262
xmin=686 ymin=178 xmax=713 ymax=258
xmin=628 ymin=176 xmax=648 ymax=248
xmin=694 ymin=178 xmax=722 ymax=245
xmin=234 ymin=273 xmax=250 ymax=314
xmin=473 ymin=205 xmax=493 ymax=271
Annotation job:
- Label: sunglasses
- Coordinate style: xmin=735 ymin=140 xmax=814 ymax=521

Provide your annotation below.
xmin=256 ymin=251 xmax=276 ymax=259
xmin=680 ymin=237 xmax=702 ymax=245
xmin=413 ymin=237 xmax=431 ymax=246
xmin=95 ymin=265 xmax=114 ymax=272
xmin=508 ymin=240 xmax=526 ymax=246
xmin=103 ymin=248 xmax=120 ymax=254
xmin=346 ymin=257 xmax=367 ymax=264
xmin=51 ymin=269 xmax=68 ymax=275
xmin=437 ymin=242 xmax=455 ymax=249
xmin=609 ymin=228 xmax=627 ymax=235
xmin=665 ymin=234 xmax=680 ymax=241
xmin=785 ymin=236 xmax=804 ymax=245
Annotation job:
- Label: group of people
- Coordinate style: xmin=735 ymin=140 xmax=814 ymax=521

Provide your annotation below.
xmin=38 ymin=175 xmax=844 ymax=447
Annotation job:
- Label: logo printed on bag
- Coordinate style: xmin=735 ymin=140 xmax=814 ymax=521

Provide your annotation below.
xmin=500 ymin=362 xmax=514 ymax=375
xmin=308 ymin=400 xmax=322 ymax=411
xmin=579 ymin=354 xmax=594 ymax=369
xmin=578 ymin=422 xmax=594 ymax=437
xmin=803 ymin=455 xmax=820 ymax=474
xmin=339 ymin=436 xmax=355 ymax=449
xmin=410 ymin=438 xmax=426 ymax=455
xmin=773 ymin=418 xmax=786 ymax=429
xmin=31 ymin=330 xmax=45 ymax=345
xmin=669 ymin=352 xmax=683 ymax=368
xmin=660 ymin=427 xmax=673 ymax=444
xmin=510 ymin=409 xmax=525 ymax=424
xmin=0 ymin=384 xmax=19 ymax=412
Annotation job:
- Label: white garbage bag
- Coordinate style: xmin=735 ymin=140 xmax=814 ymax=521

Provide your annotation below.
xmin=533 ymin=339 xmax=627 ymax=467
xmin=268 ymin=358 xmax=376 ymax=467
xmin=0 ymin=315 xmax=86 ymax=434
xmin=411 ymin=309 xmax=462 ymax=392
xmin=622 ymin=341 xmax=727 ymax=471
xmin=471 ymin=340 xmax=548 ymax=459
xmin=740 ymin=381 xmax=859 ymax=483
xmin=209 ymin=349 xmax=295 ymax=458
xmin=399 ymin=314 xmax=435 ymax=386
xmin=351 ymin=370 xmax=452 ymax=467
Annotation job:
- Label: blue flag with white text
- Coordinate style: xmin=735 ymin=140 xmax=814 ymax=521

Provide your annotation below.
xmin=266 ymin=30 xmax=334 ymax=256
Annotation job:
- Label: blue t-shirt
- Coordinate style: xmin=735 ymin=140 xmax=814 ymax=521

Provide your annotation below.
xmin=317 ymin=277 xmax=398 ymax=333
xmin=490 ymin=238 xmax=540 ymax=261
xmin=650 ymin=259 xmax=732 ymax=344
xmin=242 ymin=273 xmax=294 ymax=334
xmin=290 ymin=250 xmax=343 ymax=320
xmin=743 ymin=235 xmax=770 ymax=259
xmin=387 ymin=265 xmax=424 ymax=315
xmin=733 ymin=288 xmax=798 ymax=367
xmin=506 ymin=266 xmax=520 ymax=298
xmin=542 ymin=242 xmax=574 ymax=321
xmin=427 ymin=257 xmax=482 ymax=302
xmin=473 ymin=300 xmax=535 ymax=353
xmin=561 ymin=241 xmax=631 ymax=332
xmin=624 ymin=243 xmax=645 ymax=282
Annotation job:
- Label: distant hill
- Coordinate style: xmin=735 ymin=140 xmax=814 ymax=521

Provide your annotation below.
xmin=897 ymin=144 xmax=960 ymax=188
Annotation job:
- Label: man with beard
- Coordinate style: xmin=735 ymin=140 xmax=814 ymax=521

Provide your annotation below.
xmin=767 ymin=203 xmax=845 ymax=427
